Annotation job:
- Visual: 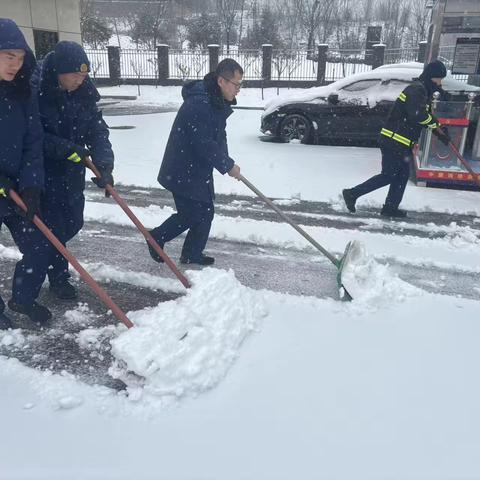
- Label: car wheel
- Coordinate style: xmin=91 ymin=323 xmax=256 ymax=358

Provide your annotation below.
xmin=279 ymin=114 xmax=312 ymax=143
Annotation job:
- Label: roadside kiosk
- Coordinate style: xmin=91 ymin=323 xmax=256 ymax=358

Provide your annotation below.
xmin=413 ymin=92 xmax=480 ymax=187
xmin=413 ymin=0 xmax=480 ymax=188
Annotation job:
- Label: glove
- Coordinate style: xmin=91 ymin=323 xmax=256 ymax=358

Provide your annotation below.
xmin=19 ymin=187 xmax=42 ymax=221
xmin=67 ymin=146 xmax=90 ymax=164
xmin=0 ymin=174 xmax=15 ymax=198
xmin=436 ymin=127 xmax=451 ymax=147
xmin=91 ymin=167 xmax=114 ymax=197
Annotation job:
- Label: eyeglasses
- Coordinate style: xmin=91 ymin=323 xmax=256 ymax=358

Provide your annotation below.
xmin=221 ymin=76 xmax=243 ymax=89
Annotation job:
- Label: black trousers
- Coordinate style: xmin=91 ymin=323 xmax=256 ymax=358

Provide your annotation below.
xmin=150 ymin=193 xmax=214 ymax=260
xmin=350 ymin=145 xmax=412 ymax=209
xmin=0 ymin=213 xmax=51 ymax=306
xmin=41 ymin=194 xmax=85 ymax=285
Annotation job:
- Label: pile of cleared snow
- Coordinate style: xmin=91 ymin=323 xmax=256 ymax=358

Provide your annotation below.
xmin=341 ymin=241 xmax=420 ymax=307
xmin=109 ymin=268 xmax=267 ymax=399
xmin=0 ymin=329 xmax=25 ymax=348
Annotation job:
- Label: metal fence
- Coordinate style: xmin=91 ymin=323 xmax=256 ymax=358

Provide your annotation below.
xmin=120 ymin=49 xmax=157 ymax=79
xmin=325 ymin=49 xmax=373 ymax=81
xmin=85 ymin=45 xmax=473 ymax=84
xmin=87 ymin=48 xmax=109 ymax=79
xmin=219 ymin=49 xmax=262 ymax=80
xmin=383 ymin=46 xmax=419 ymax=65
xmin=169 ymin=48 xmax=209 ymax=80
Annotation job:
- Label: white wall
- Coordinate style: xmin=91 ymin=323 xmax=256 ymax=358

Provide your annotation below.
xmin=0 ymin=0 xmax=81 ymax=50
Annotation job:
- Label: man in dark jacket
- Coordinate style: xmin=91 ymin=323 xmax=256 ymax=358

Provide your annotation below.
xmin=33 ymin=41 xmax=115 ymax=299
xmin=342 ymin=60 xmax=450 ymax=218
xmin=148 ymin=58 xmax=242 ymax=265
xmin=0 ymin=18 xmax=52 ymax=327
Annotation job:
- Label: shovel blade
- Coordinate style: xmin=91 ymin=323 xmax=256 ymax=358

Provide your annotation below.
xmin=337 ymin=240 xmax=367 ymax=300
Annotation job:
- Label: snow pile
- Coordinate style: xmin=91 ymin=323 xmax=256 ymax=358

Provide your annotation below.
xmin=110 ymin=268 xmax=267 ymax=400
xmin=0 ymin=329 xmax=25 ymax=348
xmin=340 ymin=241 xmax=419 ymax=307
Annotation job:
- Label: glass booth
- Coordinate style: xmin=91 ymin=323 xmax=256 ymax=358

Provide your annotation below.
xmin=413 ymin=93 xmax=480 ymax=187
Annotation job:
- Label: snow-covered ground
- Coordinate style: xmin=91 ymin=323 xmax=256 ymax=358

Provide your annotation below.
xmin=1 ymin=90 xmax=480 ymax=479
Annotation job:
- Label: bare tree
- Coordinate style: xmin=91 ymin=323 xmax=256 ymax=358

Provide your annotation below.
xmin=296 ymin=0 xmax=337 ymax=51
xmin=376 ymin=0 xmax=411 ymax=49
xmin=216 ymin=0 xmax=242 ymax=53
xmin=276 ymin=0 xmax=302 ymax=49
xmin=407 ymin=0 xmax=430 ymax=47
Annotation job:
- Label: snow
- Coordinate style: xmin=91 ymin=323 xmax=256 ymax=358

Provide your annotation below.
xmin=2 ymin=84 xmax=480 ymax=479
xmin=110 ymin=268 xmax=266 ymax=400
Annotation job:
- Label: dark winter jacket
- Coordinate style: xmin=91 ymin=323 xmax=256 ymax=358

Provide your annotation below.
xmin=380 ymin=80 xmax=448 ymax=150
xmin=33 ymin=51 xmax=113 ymax=203
xmin=379 ymin=80 xmax=441 ymax=151
xmin=0 ymin=18 xmax=44 ymax=217
xmin=158 ymin=72 xmax=235 ymax=202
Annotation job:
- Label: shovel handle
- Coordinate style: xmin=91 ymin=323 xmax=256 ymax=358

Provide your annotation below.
xmin=447 ymin=140 xmax=480 ymax=189
xmin=239 ymin=175 xmax=339 ymax=266
xmin=9 ymin=189 xmax=134 ymax=329
xmin=84 ymin=157 xmax=191 ymax=289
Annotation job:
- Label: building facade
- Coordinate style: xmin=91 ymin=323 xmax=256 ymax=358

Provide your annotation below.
xmin=0 ymin=0 xmax=81 ymax=58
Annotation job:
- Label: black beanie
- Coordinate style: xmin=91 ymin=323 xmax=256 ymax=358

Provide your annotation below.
xmin=421 ymin=60 xmax=447 ymax=80
xmin=54 ymin=41 xmax=90 ymax=74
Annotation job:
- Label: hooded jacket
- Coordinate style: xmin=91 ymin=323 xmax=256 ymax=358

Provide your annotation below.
xmin=158 ymin=72 xmax=235 ymax=202
xmin=379 ymin=61 xmax=447 ymax=150
xmin=0 ymin=18 xmax=44 ymax=217
xmin=32 ymin=50 xmax=113 ymax=203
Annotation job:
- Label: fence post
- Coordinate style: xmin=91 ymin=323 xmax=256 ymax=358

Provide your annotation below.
xmin=317 ymin=44 xmax=328 ymax=85
xmin=208 ymin=44 xmax=220 ymax=72
xmin=417 ymin=41 xmax=428 ymax=64
xmin=157 ymin=44 xmax=169 ymax=83
xmin=262 ymin=44 xmax=272 ymax=81
xmin=107 ymin=46 xmax=121 ymax=83
xmin=372 ymin=44 xmax=385 ymax=69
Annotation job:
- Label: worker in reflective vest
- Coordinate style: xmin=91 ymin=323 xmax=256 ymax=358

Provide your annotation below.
xmin=342 ymin=60 xmax=450 ymax=218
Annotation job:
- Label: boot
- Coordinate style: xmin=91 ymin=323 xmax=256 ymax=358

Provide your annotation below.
xmin=0 ymin=310 xmax=13 ymax=330
xmin=8 ymin=299 xmax=52 ymax=324
xmin=180 ymin=254 xmax=215 ymax=266
xmin=342 ymin=189 xmax=357 ymax=213
xmin=147 ymin=236 xmax=164 ymax=263
xmin=49 ymin=279 xmax=78 ymax=300
xmin=380 ymin=205 xmax=407 ymax=218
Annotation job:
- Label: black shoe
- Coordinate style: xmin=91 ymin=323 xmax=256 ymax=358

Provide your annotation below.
xmin=147 ymin=237 xmax=164 ymax=263
xmin=342 ymin=189 xmax=357 ymax=213
xmin=8 ymin=300 xmax=52 ymax=324
xmin=380 ymin=206 xmax=407 ymax=218
xmin=49 ymin=280 xmax=78 ymax=300
xmin=0 ymin=311 xmax=13 ymax=330
xmin=180 ymin=254 xmax=215 ymax=266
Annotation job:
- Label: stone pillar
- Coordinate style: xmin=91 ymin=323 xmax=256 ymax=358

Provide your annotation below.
xmin=107 ymin=46 xmax=121 ymax=82
xmin=417 ymin=41 xmax=428 ymax=64
xmin=262 ymin=44 xmax=273 ymax=80
xmin=317 ymin=44 xmax=328 ymax=84
xmin=157 ymin=44 xmax=169 ymax=82
xmin=208 ymin=44 xmax=220 ymax=72
xmin=372 ymin=44 xmax=385 ymax=69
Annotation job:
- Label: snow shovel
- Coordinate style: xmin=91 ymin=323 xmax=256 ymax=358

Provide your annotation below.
xmin=447 ymin=139 xmax=480 ymax=188
xmin=9 ymin=189 xmax=134 ymax=329
xmin=239 ymin=175 xmax=363 ymax=300
xmin=84 ymin=157 xmax=191 ymax=289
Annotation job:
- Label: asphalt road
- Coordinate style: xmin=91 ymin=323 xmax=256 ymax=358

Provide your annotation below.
xmin=1 ymin=183 xmax=478 ymax=388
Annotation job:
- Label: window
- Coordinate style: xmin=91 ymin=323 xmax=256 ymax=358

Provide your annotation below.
xmin=33 ymin=30 xmax=59 ymax=60
xmin=341 ymin=79 xmax=381 ymax=92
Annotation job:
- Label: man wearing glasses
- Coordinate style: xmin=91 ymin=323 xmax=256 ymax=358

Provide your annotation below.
xmin=148 ymin=58 xmax=243 ymax=266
